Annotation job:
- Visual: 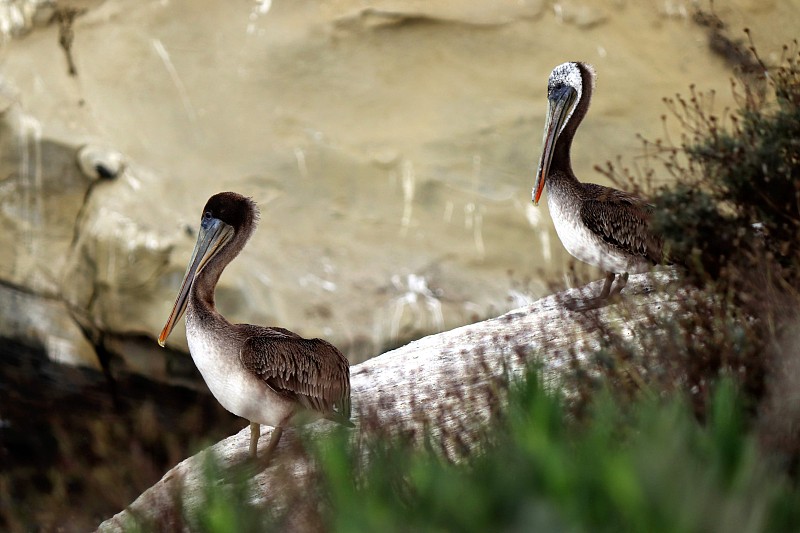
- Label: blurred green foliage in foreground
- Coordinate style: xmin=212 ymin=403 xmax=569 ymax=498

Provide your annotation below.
xmin=182 ymin=371 xmax=799 ymax=533
xmin=314 ymin=374 xmax=800 ymax=533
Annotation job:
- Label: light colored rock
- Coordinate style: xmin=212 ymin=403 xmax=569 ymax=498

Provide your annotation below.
xmin=0 ymin=104 xmax=92 ymax=298
xmin=553 ymin=0 xmax=610 ymax=29
xmin=0 ymin=0 xmax=56 ymax=40
xmin=0 ymin=0 xmax=798 ymax=377
xmin=332 ymin=0 xmax=546 ymax=29
xmin=60 ymin=162 xmax=174 ymax=338
xmin=77 ymin=144 xmax=126 ymax=180
xmin=0 ymin=281 xmax=98 ymax=368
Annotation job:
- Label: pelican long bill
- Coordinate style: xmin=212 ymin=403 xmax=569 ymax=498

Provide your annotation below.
xmin=158 ymin=217 xmax=234 ymax=346
xmin=533 ymin=84 xmax=577 ymax=206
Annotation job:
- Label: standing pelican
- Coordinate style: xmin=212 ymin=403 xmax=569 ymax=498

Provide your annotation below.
xmin=158 ymin=192 xmax=353 ymax=463
xmin=532 ymin=62 xmax=662 ymax=308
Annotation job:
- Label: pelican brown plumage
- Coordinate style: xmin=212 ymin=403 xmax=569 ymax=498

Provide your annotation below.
xmin=532 ymin=62 xmax=662 ymax=309
xmin=158 ymin=192 xmax=353 ymax=463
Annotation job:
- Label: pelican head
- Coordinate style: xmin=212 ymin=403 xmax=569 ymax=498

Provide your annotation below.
xmin=158 ymin=192 xmax=258 ymax=346
xmin=532 ymin=62 xmax=592 ymax=205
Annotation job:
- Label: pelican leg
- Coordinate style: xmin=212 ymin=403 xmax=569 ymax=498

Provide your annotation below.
xmin=609 ymin=272 xmax=629 ymax=297
xmin=249 ymin=422 xmax=260 ymax=458
xmin=259 ymin=427 xmax=284 ymax=468
xmin=240 ymin=425 xmax=286 ymax=476
xmin=597 ymin=272 xmax=616 ymax=299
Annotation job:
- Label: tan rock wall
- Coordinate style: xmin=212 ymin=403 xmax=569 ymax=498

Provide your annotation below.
xmin=0 ymin=0 xmax=798 ymax=376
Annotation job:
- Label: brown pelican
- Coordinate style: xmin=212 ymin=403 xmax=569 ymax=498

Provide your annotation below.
xmin=532 ymin=62 xmax=662 ymax=308
xmin=158 ymin=192 xmax=353 ymax=462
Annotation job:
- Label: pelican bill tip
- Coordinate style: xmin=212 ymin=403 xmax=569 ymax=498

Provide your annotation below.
xmin=157 ymin=337 xmax=166 ymax=348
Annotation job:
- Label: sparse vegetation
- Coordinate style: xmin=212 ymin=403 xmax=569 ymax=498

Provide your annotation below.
xmin=652 ymin=39 xmax=800 ymax=285
xmin=178 ymin=370 xmax=800 ymax=532
xmin=590 ymin=37 xmax=800 ymax=471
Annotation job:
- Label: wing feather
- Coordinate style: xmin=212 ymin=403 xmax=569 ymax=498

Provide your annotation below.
xmin=239 ymin=332 xmax=352 ymax=425
xmin=579 ymin=185 xmax=662 ymax=264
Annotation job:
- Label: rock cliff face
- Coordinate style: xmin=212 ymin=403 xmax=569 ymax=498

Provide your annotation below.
xmin=0 ymin=0 xmax=797 ymax=379
xmin=0 ymin=103 xmax=98 ymax=367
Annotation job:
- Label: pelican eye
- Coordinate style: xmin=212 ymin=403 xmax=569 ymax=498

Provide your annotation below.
xmin=200 ymin=211 xmax=215 ymax=229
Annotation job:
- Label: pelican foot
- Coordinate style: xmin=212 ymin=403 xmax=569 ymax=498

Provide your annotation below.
xmin=565 ymin=272 xmax=628 ymax=311
xmin=565 ymin=295 xmax=615 ymax=311
xmin=609 ymin=272 xmax=629 ymax=297
xmin=238 ymin=425 xmax=285 ymax=475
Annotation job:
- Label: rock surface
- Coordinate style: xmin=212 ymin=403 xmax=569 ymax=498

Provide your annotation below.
xmin=0 ymin=282 xmax=98 ymax=368
xmin=0 ymin=0 xmax=798 ymax=375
